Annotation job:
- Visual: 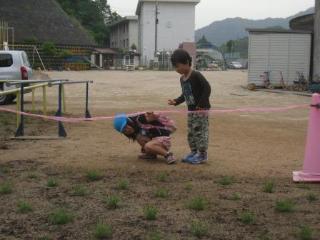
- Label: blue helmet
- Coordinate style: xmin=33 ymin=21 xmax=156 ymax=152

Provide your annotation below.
xmin=113 ymin=114 xmax=128 ymax=133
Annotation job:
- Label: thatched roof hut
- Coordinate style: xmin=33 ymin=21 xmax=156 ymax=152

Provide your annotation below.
xmin=0 ymin=0 xmax=96 ymax=46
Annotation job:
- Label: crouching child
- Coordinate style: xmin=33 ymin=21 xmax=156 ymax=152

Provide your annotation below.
xmin=113 ymin=112 xmax=177 ymax=164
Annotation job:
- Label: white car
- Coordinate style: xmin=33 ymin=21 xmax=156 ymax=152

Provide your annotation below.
xmin=0 ymin=50 xmax=33 ymax=104
xmin=228 ymin=61 xmax=243 ymax=69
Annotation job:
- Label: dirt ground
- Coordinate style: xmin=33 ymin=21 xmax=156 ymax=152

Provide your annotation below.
xmin=0 ymin=70 xmax=319 ymax=240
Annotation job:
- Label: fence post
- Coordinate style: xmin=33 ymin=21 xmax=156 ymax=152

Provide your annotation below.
xmin=42 ymin=85 xmax=47 ymax=115
xmin=85 ymin=82 xmax=91 ymax=118
xmin=62 ymin=84 xmax=66 ymax=113
xmin=32 ymin=88 xmax=35 ymax=112
xmin=16 ymin=92 xmax=20 ymax=129
xmin=55 ymin=83 xmax=67 ymax=137
xmin=15 ymin=84 xmax=25 ymax=137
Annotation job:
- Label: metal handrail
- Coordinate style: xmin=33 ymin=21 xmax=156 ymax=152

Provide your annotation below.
xmin=0 ymin=83 xmax=49 ymax=96
xmin=1 ymin=79 xmax=69 ymax=85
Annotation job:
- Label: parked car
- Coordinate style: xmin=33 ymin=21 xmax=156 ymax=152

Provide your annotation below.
xmin=208 ymin=61 xmax=219 ymax=69
xmin=0 ymin=50 xmax=33 ymax=105
xmin=228 ymin=61 xmax=243 ymax=69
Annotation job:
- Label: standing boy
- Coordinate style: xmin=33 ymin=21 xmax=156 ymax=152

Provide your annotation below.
xmin=168 ymin=49 xmax=211 ymax=164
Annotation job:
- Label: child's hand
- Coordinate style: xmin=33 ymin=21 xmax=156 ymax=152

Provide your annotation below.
xmin=145 ymin=112 xmax=158 ymax=122
xmin=168 ymin=99 xmax=176 ymax=106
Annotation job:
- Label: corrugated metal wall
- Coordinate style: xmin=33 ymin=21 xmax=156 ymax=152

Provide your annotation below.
xmin=248 ymin=32 xmax=311 ymax=86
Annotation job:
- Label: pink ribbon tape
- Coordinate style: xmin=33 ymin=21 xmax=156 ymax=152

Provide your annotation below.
xmin=0 ymin=104 xmax=309 ymax=123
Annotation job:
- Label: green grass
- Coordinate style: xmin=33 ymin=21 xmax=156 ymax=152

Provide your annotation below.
xmin=263 ymin=180 xmax=275 ymax=193
xmin=156 ymin=172 xmax=168 ymax=182
xmin=71 ymin=185 xmax=88 ymax=196
xmin=0 ymin=182 xmax=12 ymax=194
xmin=48 ymin=209 xmax=74 ymax=225
xmin=190 ymin=220 xmax=208 ymax=238
xmin=17 ymin=201 xmax=33 ymax=213
xmin=217 ymin=176 xmax=234 ymax=186
xmin=147 ymin=231 xmax=163 ymax=240
xmin=0 ymin=182 xmax=12 ymax=195
xmin=144 ymin=205 xmax=158 ymax=220
xmin=239 ymin=211 xmax=255 ymax=224
xmin=47 ymin=178 xmax=58 ymax=188
xmin=306 ymin=193 xmax=318 ymax=203
xmin=275 ymin=199 xmax=295 ymax=213
xmin=230 ymin=192 xmax=241 ymax=201
xmin=185 ymin=182 xmax=193 ymax=192
xmin=297 ymin=226 xmax=313 ymax=240
xmin=27 ymin=173 xmax=39 ymax=179
xmin=104 ymin=195 xmax=120 ymax=209
xmin=94 ymin=223 xmax=113 ymax=239
xmin=187 ymin=196 xmax=207 ymax=211
xmin=117 ymin=179 xmax=129 ymax=190
xmin=154 ymin=188 xmax=169 ymax=198
xmin=1 ymin=167 xmax=9 ymax=174
xmin=86 ymin=170 xmax=103 ymax=181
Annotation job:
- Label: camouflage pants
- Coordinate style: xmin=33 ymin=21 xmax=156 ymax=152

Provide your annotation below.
xmin=188 ymin=112 xmax=209 ymax=152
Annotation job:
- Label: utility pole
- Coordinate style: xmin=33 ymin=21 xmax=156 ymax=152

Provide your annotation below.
xmin=155 ymin=0 xmax=159 ymax=56
xmin=314 ymin=0 xmax=320 ymax=81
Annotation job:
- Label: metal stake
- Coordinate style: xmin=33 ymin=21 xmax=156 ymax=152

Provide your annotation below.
xmin=55 ymin=84 xmax=67 ymax=137
xmin=15 ymin=84 xmax=25 ymax=137
xmin=85 ymin=82 xmax=91 ymax=118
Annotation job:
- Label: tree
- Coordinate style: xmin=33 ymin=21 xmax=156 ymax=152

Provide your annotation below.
xmin=197 ymin=35 xmax=213 ymax=49
xmin=226 ymin=40 xmax=234 ymax=53
xmin=131 ymin=43 xmax=137 ymax=51
xmin=56 ymin=0 xmax=121 ymax=45
xmin=220 ymin=38 xmax=249 ymax=59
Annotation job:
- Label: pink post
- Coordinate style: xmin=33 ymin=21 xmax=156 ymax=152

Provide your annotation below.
xmin=293 ymin=93 xmax=320 ymax=182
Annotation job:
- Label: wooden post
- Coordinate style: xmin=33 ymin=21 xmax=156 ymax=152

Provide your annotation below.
xmin=62 ymin=84 xmax=66 ymax=113
xmin=32 ymin=89 xmax=35 ymax=111
xmin=42 ymin=85 xmax=47 ymax=115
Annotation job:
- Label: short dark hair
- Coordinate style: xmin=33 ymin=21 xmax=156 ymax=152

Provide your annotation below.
xmin=171 ymin=49 xmax=192 ymax=67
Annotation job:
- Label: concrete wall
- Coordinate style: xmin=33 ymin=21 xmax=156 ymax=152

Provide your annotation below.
xmin=129 ymin=20 xmax=139 ymax=50
xmin=248 ymin=32 xmax=312 ymax=86
xmin=138 ymin=2 xmax=196 ymax=65
xmin=110 ymin=20 xmax=138 ymax=50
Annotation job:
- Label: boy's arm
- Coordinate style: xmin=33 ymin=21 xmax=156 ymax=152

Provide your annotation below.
xmin=174 ymin=93 xmax=185 ymax=106
xmin=197 ymin=72 xmax=211 ymax=109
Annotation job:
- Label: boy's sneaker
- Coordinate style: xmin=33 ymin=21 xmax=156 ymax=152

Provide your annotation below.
xmin=165 ymin=152 xmax=176 ymax=165
xmin=182 ymin=151 xmax=197 ymax=163
xmin=189 ymin=152 xmax=208 ymax=164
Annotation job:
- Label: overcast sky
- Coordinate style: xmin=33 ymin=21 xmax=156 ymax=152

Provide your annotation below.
xmin=108 ymin=0 xmax=315 ymax=29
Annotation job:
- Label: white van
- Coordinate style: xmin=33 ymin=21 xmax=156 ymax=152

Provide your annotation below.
xmin=0 ymin=50 xmax=33 ymax=104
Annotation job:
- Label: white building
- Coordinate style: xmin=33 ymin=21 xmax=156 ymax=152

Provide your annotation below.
xmin=136 ymin=0 xmax=200 ymax=66
xmin=110 ymin=16 xmax=139 ymax=51
xmin=247 ymin=29 xmax=312 ymax=86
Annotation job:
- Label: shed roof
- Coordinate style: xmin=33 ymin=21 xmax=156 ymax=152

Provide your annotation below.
xmin=136 ymin=0 xmax=200 ymax=15
xmin=94 ymin=48 xmax=118 ymax=54
xmin=247 ymin=28 xmax=312 ymax=35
